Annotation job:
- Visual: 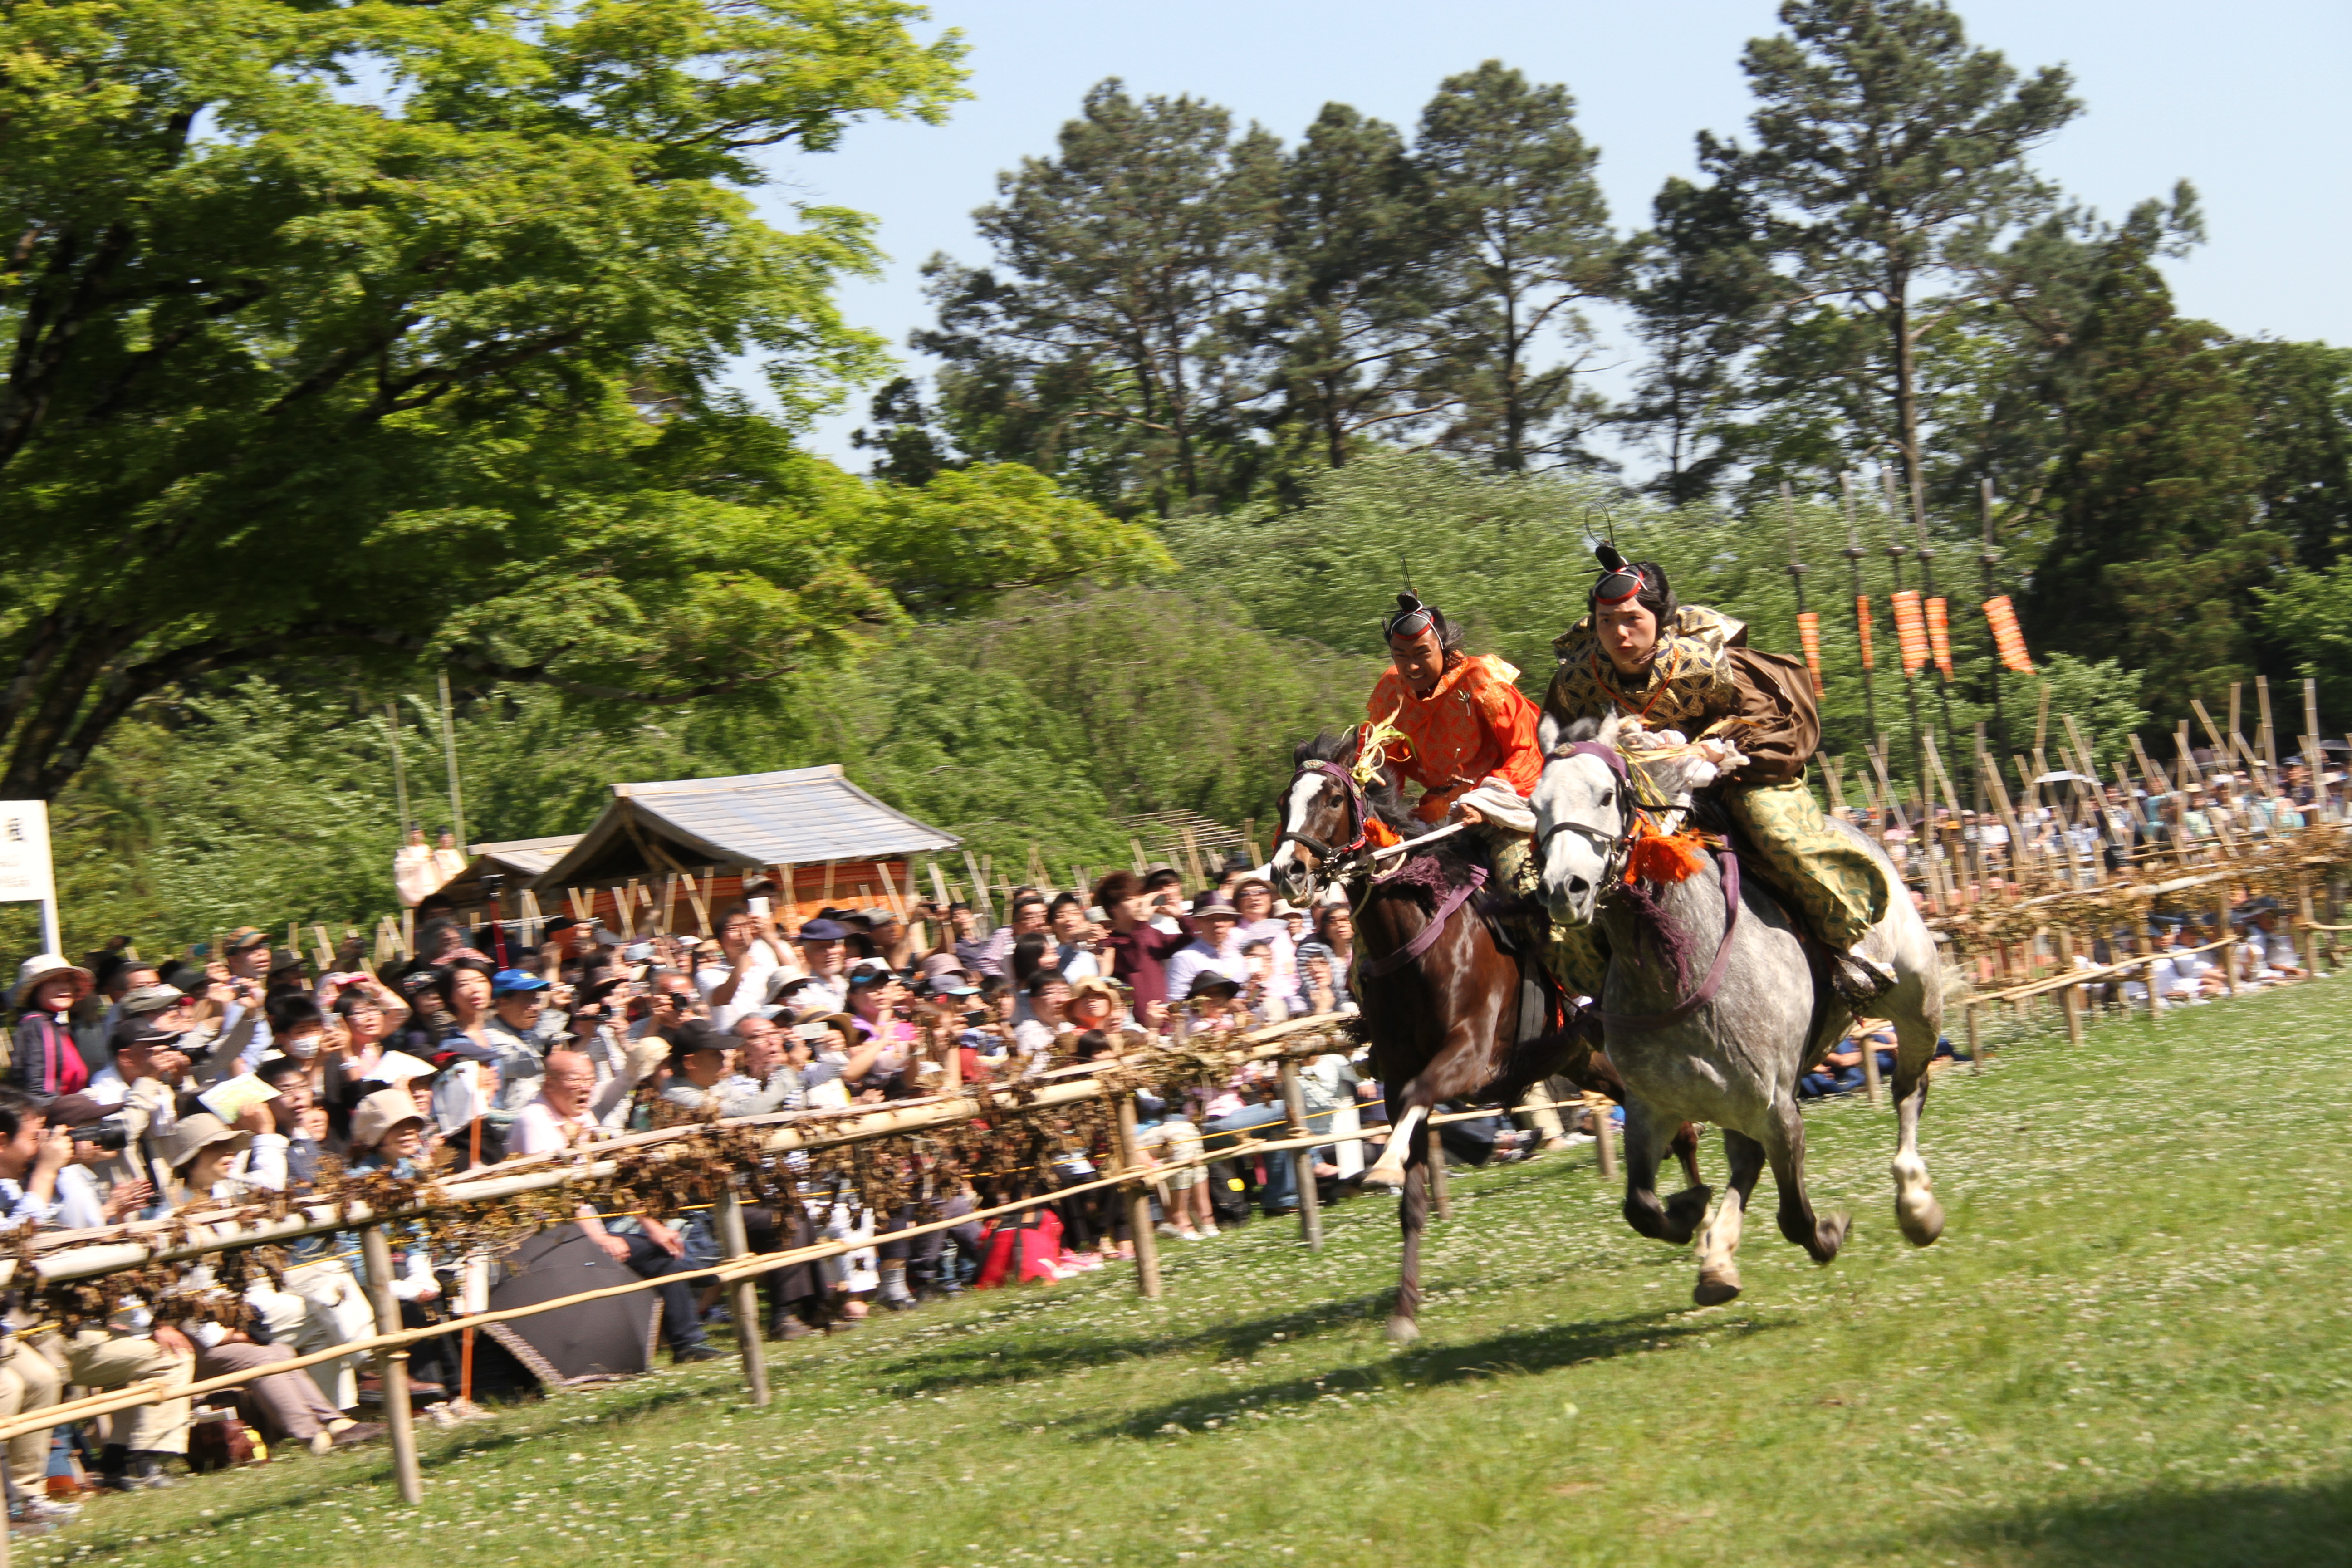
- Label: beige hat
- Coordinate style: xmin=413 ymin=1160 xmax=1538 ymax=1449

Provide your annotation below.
xmin=350 ymin=1087 xmax=426 ymax=1152
xmin=166 ymin=1112 xmax=250 ymax=1174
xmin=12 ymin=954 xmax=93 ymax=1010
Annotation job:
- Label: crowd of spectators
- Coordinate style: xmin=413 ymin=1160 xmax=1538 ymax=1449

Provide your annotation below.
xmin=0 ymin=852 xmax=1547 ymax=1524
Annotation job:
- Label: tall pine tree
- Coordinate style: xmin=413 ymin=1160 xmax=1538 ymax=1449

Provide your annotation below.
xmin=2025 ymin=244 xmax=2284 ymax=720
xmin=1410 ymin=62 xmax=1616 ymax=472
xmin=917 ymin=80 xmax=1281 ymax=517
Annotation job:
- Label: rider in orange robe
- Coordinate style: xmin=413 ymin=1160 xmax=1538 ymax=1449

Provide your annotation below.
xmin=1366 ymin=593 xmax=1545 ymax=886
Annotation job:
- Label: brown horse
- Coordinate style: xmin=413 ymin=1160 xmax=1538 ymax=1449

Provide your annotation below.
xmin=1269 ymin=730 xmax=1708 ymax=1343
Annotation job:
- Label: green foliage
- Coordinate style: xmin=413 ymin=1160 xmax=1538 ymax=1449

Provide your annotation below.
xmin=1409 ymin=61 xmax=1616 ymax=471
xmin=0 ymin=0 xmax=1005 ymax=801
xmin=2256 ymin=559 xmax=2352 ymax=731
xmin=2232 ymin=339 xmax=2352 ymax=569
xmin=918 ymin=79 xmax=1284 ymax=518
xmin=2025 ymin=248 xmax=2286 ymax=723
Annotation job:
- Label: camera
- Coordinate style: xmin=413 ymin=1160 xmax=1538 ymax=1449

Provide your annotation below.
xmin=80 ymin=1118 xmax=130 ymax=1153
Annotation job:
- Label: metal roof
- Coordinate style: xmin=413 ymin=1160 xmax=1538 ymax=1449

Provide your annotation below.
xmin=530 ymin=765 xmax=958 ymax=889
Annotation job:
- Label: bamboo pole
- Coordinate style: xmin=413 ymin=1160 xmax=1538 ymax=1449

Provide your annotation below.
xmin=2055 ymin=927 xmax=2085 ymax=1046
xmin=1279 ymin=1062 xmax=1323 ymax=1250
xmin=1589 ymin=1096 xmax=1617 ymax=1178
xmin=2258 ymin=676 xmax=2278 ymax=771
xmin=715 ymin=1186 xmax=770 ymax=1407
xmin=1858 ymin=1022 xmax=1883 ymax=1104
xmin=1115 ymin=1098 xmax=1162 ymax=1300
xmin=386 ymin=702 xmax=412 ymax=838
xmin=360 ymin=1225 xmax=424 ymax=1504
xmin=436 ymin=670 xmax=466 ymax=851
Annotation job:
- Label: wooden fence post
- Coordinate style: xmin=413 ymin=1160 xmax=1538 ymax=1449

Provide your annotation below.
xmin=1964 ymin=1000 xmax=1983 ymax=1073
xmin=2055 ymin=927 xmax=2085 ymax=1046
xmin=1859 ymin=1022 xmax=1883 ymax=1103
xmin=1278 ymin=1061 xmax=1323 ymax=1250
xmin=1426 ymin=1115 xmax=1452 ymax=1221
xmin=714 ymin=1186 xmax=770 ymax=1407
xmin=1115 ymin=1097 xmax=1162 ymax=1300
xmin=1588 ymin=1095 xmax=1617 ymax=1179
xmin=360 ymin=1225 xmax=424 ymax=1504
xmin=2215 ymin=892 xmax=2238 ymax=996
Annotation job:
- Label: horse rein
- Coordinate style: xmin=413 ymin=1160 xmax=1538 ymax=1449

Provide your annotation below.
xmin=1534 ymin=740 xmax=1674 ymax=887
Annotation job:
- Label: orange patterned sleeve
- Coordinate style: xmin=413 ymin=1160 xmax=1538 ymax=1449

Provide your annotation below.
xmin=1472 ymin=665 xmax=1544 ymax=797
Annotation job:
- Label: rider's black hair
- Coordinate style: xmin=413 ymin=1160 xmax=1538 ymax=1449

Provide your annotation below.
xmin=1587 ymin=544 xmax=1678 ymax=626
xmin=1383 ymin=592 xmax=1466 ymax=674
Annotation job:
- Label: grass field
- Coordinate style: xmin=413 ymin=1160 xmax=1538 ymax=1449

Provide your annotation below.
xmin=24 ymin=980 xmax=2352 ymax=1568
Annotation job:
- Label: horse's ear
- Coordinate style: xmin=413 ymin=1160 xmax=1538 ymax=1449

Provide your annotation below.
xmin=1537 ymin=713 xmax=1564 ymax=755
xmin=1596 ymin=710 xmax=1623 ymax=749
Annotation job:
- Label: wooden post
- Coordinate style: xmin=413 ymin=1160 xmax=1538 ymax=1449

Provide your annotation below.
xmin=2146 ymin=953 xmax=2165 ymax=1022
xmin=2257 ymin=676 xmax=2278 ymax=772
xmin=399 ymin=908 xmax=415 ymax=960
xmin=2055 ymin=927 xmax=2085 ymax=1046
xmin=2216 ymin=892 xmax=2238 ymax=996
xmin=1858 ymin=1022 xmax=1883 ymax=1103
xmin=714 ymin=1187 xmax=770 ymax=1407
xmin=1278 ymin=1061 xmax=1323 ymax=1250
xmin=1965 ymin=1000 xmax=1983 ymax=1073
xmin=360 ymin=1225 xmax=424 ymax=1504
xmin=1425 ymin=1113 xmax=1452 ymax=1221
xmin=1115 ymin=1097 xmax=1162 ymax=1299
xmin=1590 ymin=1096 xmax=1617 ymax=1178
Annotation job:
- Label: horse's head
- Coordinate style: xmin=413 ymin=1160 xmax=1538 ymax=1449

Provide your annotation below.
xmin=1271 ymin=729 xmax=1368 ymax=903
xmin=1532 ymin=711 xmax=1630 ymax=926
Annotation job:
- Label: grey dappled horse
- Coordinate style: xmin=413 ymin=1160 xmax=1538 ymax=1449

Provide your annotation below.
xmin=1530 ymin=711 xmax=1947 ymax=1305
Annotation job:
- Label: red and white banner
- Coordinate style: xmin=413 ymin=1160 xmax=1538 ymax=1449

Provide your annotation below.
xmin=1983 ymin=595 xmax=2034 ymax=674
xmin=1890 ymin=590 xmax=1929 ymax=677
xmin=1795 ymin=611 xmax=1826 ymax=697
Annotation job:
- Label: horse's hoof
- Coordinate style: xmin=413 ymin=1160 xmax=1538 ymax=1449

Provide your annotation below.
xmin=1662 ymin=1185 xmax=1713 ymax=1244
xmin=1896 ymin=1193 xmax=1945 ymax=1247
xmin=1693 ymin=1270 xmax=1742 ymax=1307
xmin=1362 ymin=1162 xmax=1408 ymax=1194
xmin=1386 ymin=1315 xmax=1421 ymax=1346
xmin=1812 ymin=1210 xmax=1852 ymax=1264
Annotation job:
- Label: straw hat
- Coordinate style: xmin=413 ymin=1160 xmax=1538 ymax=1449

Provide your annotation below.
xmin=351 ymin=1087 xmax=427 ymax=1152
xmin=12 ymin=954 xmax=93 ymax=1010
xmin=166 ymin=1112 xmax=250 ymax=1174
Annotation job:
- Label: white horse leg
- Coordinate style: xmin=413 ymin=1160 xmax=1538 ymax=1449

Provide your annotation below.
xmin=1693 ymin=1129 xmax=1767 ymax=1306
xmin=1887 ymin=1004 xmax=1945 ymax=1246
xmin=1363 ymin=1102 xmax=1426 ymax=1191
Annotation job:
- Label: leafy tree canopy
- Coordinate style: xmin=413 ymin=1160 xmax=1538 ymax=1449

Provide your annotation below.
xmin=0 ymin=0 xmax=1158 ymax=801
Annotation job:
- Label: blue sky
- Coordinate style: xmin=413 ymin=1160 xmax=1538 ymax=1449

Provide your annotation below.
xmin=745 ymin=0 xmax=2352 ymax=469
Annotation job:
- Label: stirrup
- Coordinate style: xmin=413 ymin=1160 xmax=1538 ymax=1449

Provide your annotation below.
xmin=1828 ymin=950 xmax=1897 ymax=1009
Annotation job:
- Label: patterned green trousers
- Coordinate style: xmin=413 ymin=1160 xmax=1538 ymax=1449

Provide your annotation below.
xmin=1537 ymin=777 xmax=1888 ymax=998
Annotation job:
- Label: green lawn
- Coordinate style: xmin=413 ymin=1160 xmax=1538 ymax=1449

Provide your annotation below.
xmin=29 ymin=981 xmax=2352 ymax=1568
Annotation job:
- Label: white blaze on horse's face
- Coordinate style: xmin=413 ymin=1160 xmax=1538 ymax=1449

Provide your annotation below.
xmin=1270 ymin=769 xmax=1328 ymax=899
xmin=1533 ymin=752 xmax=1620 ymax=926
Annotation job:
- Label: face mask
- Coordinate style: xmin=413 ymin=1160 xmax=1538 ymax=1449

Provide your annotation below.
xmin=285 ymin=1035 xmax=320 ymax=1060
xmin=191 ymin=1321 xmax=228 ymax=1349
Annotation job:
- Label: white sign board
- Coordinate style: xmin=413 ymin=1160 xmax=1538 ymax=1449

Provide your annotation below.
xmin=0 ymin=801 xmax=61 ymax=952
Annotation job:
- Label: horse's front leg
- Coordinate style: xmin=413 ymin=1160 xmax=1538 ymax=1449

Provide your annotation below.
xmin=1621 ymin=1098 xmax=1705 ymax=1246
xmin=1693 ymin=1128 xmax=1766 ymax=1305
xmin=1387 ymin=1146 xmax=1431 ymax=1346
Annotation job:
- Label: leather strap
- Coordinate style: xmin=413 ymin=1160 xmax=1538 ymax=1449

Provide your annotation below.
xmin=1588 ymin=849 xmax=1742 ymax=1033
xmin=1362 ymin=867 xmax=1487 ymax=978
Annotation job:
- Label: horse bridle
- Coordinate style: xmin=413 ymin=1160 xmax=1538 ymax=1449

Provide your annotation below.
xmin=1536 ymin=741 xmax=1638 ymax=886
xmin=1274 ymin=760 xmax=1374 ymax=873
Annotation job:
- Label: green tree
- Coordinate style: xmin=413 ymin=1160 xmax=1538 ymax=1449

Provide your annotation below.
xmin=2024 ymin=247 xmax=2284 ymax=722
xmin=2256 ymin=559 xmax=2352 ymax=732
xmin=0 ymin=0 xmax=1181 ymax=806
xmin=1617 ymin=175 xmax=1777 ymax=503
xmin=1258 ymin=104 xmax=1442 ymax=475
xmin=2231 ymin=340 xmax=2352 ymax=570
xmin=1411 ymin=62 xmax=1617 ymax=471
xmin=918 ymin=79 xmax=1282 ymax=517
xmin=1705 ymin=0 xmax=2081 ymax=504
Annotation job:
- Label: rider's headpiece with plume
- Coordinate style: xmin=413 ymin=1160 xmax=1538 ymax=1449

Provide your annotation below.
xmin=1592 ymin=543 xmax=1648 ymax=608
xmin=1383 ymin=591 xmax=1462 ymax=653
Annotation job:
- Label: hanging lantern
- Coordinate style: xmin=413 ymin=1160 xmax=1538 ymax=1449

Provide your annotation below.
xmin=1795 ymin=611 xmax=1826 ymax=697
xmin=1854 ymin=595 xmax=1875 ymax=671
xmin=1924 ymin=596 xmax=1955 ymax=679
xmin=1983 ymin=594 xmax=2035 ymax=674
xmin=1890 ymin=589 xmax=1930 ymax=676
